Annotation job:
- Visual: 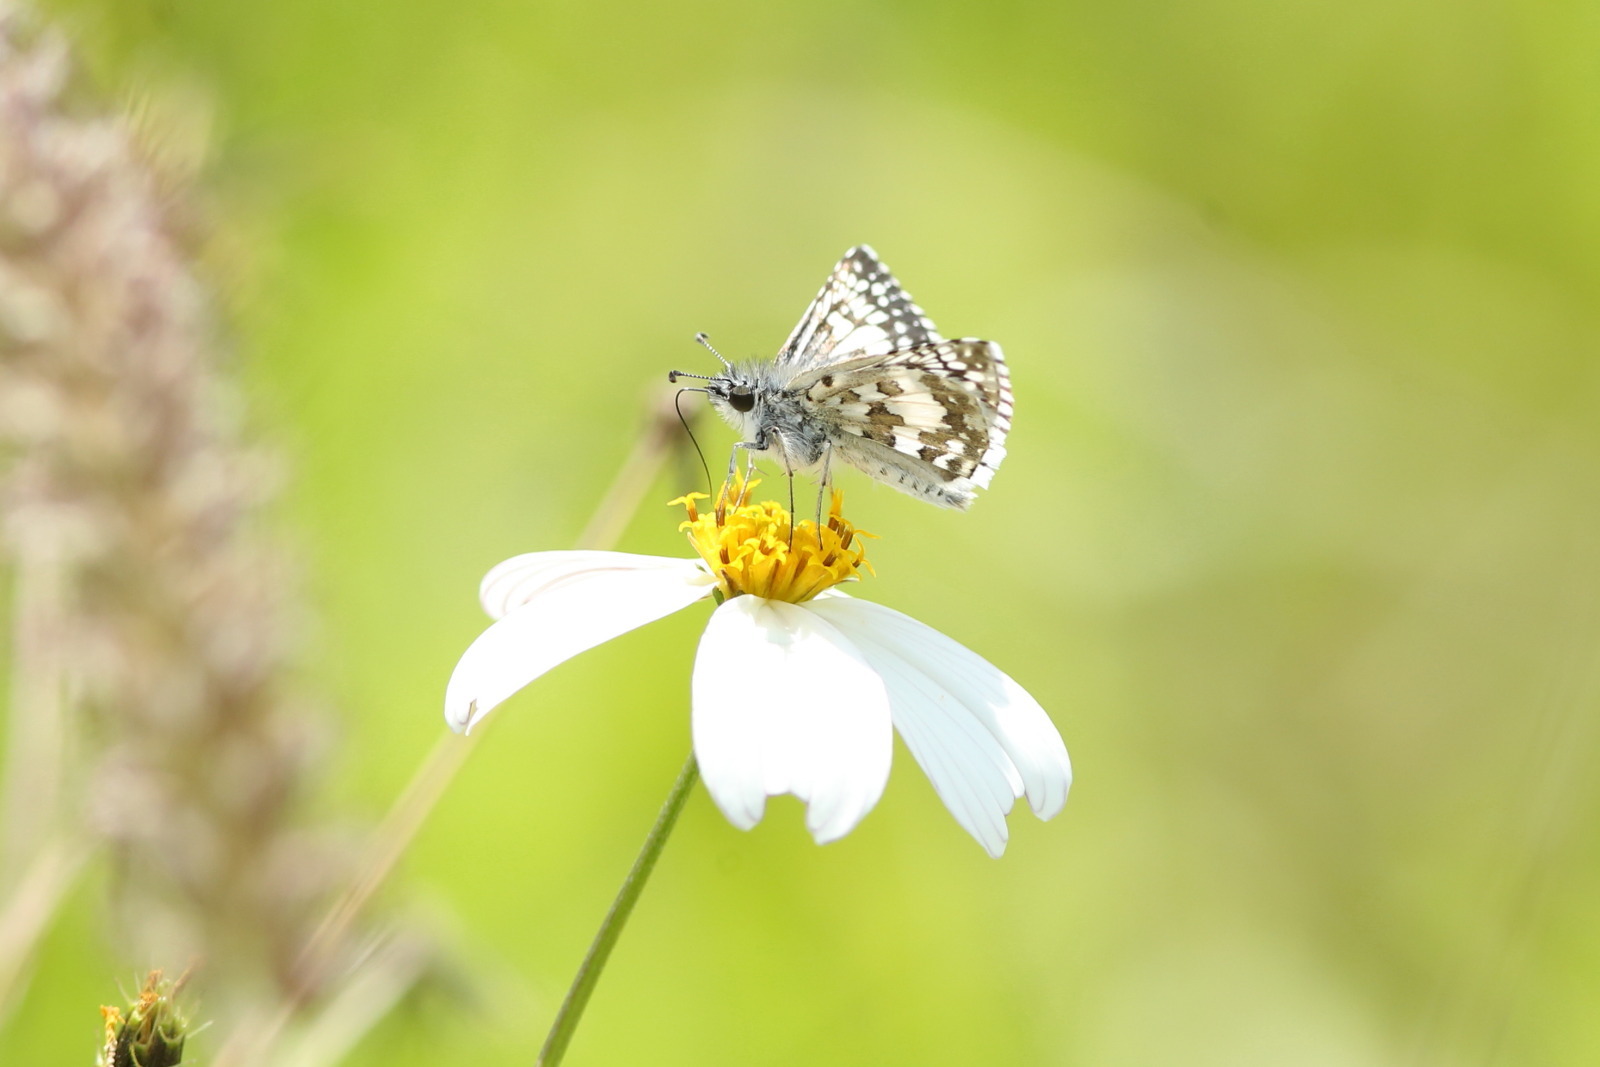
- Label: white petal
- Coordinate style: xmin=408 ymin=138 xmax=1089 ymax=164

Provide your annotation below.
xmin=810 ymin=596 xmax=1071 ymax=831
xmin=691 ymin=596 xmax=893 ymax=845
xmin=810 ymin=599 xmax=1022 ymax=856
xmin=445 ymin=554 xmax=712 ymax=732
xmin=479 ymin=550 xmax=710 ymax=620
xmin=837 ymin=632 xmax=1019 ymax=856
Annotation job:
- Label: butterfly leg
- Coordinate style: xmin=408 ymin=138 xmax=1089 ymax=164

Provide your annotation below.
xmin=741 ymin=449 xmax=758 ymax=505
xmin=813 ymin=442 xmax=833 ymax=547
xmin=723 ymin=445 xmax=741 ymax=504
xmin=725 ymin=439 xmax=761 ymax=507
xmin=781 ymin=453 xmax=797 ymax=548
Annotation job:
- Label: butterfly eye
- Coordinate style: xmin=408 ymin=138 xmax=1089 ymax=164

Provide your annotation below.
xmin=728 ymin=385 xmax=756 ymax=413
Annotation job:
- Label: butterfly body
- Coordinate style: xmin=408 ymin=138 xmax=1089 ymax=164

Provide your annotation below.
xmin=690 ymin=246 xmax=1012 ymax=510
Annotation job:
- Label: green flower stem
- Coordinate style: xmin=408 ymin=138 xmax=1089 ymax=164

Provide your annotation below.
xmin=537 ymin=751 xmax=700 ymax=1067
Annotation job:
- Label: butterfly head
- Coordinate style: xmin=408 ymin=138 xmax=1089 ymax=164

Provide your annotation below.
xmin=689 ymin=371 xmax=761 ymax=440
xmin=720 ymin=381 xmax=756 ymax=413
xmin=669 ymin=332 xmax=762 ymax=426
xmin=685 ymin=370 xmax=756 ymax=416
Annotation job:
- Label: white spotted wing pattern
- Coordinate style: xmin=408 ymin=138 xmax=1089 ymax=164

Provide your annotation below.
xmin=681 ymin=246 xmax=1012 ymax=510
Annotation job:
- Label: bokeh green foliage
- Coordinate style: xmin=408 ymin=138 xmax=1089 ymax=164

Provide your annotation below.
xmin=8 ymin=0 xmax=1600 ymax=1063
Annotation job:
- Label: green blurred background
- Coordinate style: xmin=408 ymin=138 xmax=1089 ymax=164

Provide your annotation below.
xmin=10 ymin=0 xmax=1600 ymax=1063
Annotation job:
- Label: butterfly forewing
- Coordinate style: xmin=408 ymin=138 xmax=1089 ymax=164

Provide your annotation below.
xmin=775 ymin=245 xmax=944 ymax=376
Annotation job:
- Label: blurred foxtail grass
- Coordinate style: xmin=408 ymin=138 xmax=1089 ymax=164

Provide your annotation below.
xmin=0 ymin=4 xmax=695 ymax=1061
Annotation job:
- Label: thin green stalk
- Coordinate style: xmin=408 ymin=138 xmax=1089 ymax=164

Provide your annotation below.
xmin=538 ymin=752 xmax=700 ymax=1067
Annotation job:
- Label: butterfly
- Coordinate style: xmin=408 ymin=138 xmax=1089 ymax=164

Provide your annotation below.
xmin=670 ymin=245 xmax=1012 ymax=510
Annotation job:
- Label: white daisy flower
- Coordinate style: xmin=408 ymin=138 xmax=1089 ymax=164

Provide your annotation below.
xmin=445 ymin=482 xmax=1071 ymax=857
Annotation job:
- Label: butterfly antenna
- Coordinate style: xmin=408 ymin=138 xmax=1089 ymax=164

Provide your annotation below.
xmin=672 ymin=388 xmax=715 ymax=499
xmin=695 ymin=331 xmax=733 ymax=371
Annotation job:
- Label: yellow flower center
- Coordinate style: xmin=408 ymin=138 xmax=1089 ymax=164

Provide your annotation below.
xmin=671 ymin=477 xmax=874 ymax=604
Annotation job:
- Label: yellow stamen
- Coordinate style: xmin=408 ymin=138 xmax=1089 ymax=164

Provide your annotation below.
xmin=670 ymin=474 xmax=875 ymax=604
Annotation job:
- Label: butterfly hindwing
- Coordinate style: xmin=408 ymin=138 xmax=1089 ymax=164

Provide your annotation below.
xmin=803 ymin=339 xmax=1011 ymax=491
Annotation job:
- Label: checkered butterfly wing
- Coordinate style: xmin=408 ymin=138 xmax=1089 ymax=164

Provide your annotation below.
xmin=802 ymin=338 xmax=1013 ymax=493
xmin=774 ymin=245 xmax=944 ymax=378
